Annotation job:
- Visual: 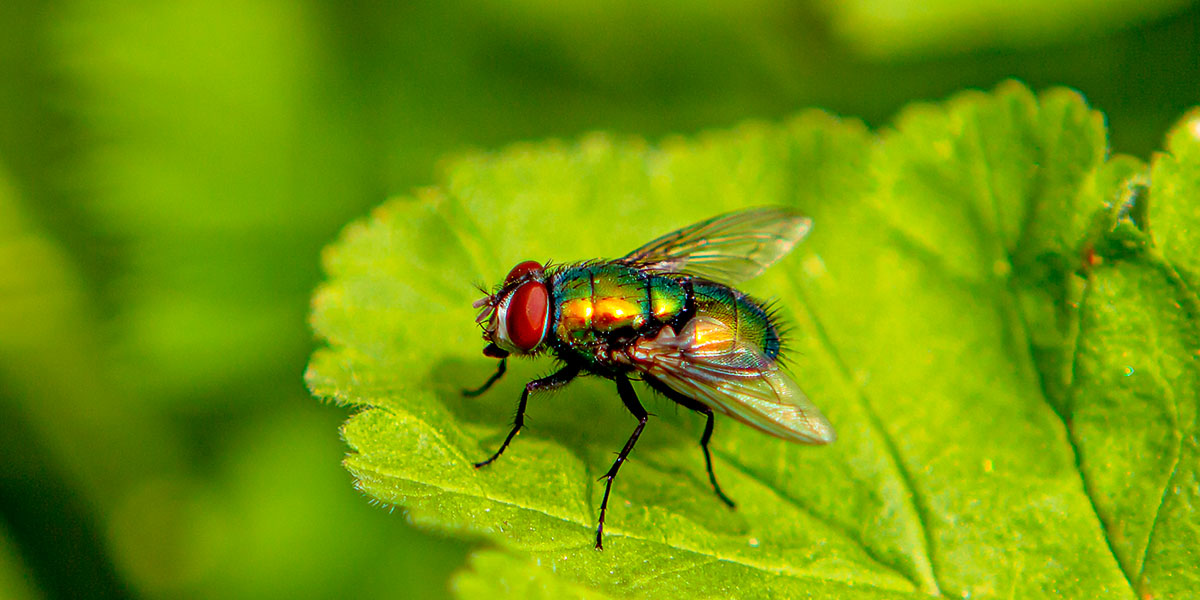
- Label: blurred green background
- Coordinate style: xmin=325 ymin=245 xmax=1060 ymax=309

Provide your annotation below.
xmin=1 ymin=1 xmax=1197 ymax=598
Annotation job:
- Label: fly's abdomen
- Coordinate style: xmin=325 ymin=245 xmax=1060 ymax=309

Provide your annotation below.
xmin=690 ymin=280 xmax=782 ymax=360
xmin=552 ymin=264 xmax=686 ymax=344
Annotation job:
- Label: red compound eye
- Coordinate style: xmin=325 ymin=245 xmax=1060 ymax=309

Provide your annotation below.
xmin=505 ymin=280 xmax=549 ymax=351
xmin=505 ymin=260 xmax=543 ymax=284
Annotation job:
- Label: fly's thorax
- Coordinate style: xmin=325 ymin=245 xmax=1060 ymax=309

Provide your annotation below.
xmin=549 ymin=264 xmax=687 ymax=346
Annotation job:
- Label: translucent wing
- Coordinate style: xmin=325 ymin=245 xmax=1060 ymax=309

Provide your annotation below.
xmin=624 ymin=315 xmax=835 ymax=444
xmin=620 ymin=207 xmax=812 ymax=284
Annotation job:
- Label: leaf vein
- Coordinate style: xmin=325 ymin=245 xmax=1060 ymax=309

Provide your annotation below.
xmin=352 ymin=460 xmax=919 ymax=593
xmin=787 ymin=272 xmax=942 ymax=596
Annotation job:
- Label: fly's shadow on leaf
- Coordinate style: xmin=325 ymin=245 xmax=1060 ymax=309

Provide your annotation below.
xmin=426 ymin=357 xmax=675 ymax=460
xmin=426 ymin=356 xmax=750 ymax=535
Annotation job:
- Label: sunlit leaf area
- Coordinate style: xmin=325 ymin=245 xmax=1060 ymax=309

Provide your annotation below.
xmin=3 ymin=1 xmax=1199 ymax=598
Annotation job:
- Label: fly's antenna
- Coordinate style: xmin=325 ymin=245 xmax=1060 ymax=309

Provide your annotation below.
xmin=473 ymin=292 xmax=496 ymax=326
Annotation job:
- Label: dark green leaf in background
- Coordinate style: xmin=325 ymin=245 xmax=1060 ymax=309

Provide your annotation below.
xmin=55 ymin=0 xmax=371 ymax=400
xmin=0 ymin=523 xmax=38 ymax=600
xmin=824 ymin=0 xmax=1195 ymax=58
xmin=307 ymin=83 xmax=1200 ymax=597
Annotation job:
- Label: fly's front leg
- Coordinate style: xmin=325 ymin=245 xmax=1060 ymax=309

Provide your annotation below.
xmin=462 ymin=358 xmax=507 ymax=397
xmin=474 ymin=363 xmax=580 ymax=468
xmin=595 ymin=374 xmax=649 ymax=550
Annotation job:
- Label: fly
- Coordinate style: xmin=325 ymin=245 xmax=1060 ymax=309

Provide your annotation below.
xmin=467 ymin=206 xmax=835 ymax=549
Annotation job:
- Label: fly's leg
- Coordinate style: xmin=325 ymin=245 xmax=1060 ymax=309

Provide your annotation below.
xmin=644 ymin=376 xmax=736 ymax=508
xmin=474 ymin=363 xmax=579 ymax=468
xmin=462 ymin=358 xmax=507 ymax=397
xmin=696 ymin=408 xmax=735 ymax=508
xmin=595 ymin=375 xmax=649 ymax=550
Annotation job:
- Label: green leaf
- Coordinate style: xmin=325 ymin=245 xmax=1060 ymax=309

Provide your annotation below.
xmin=1067 ymin=110 xmax=1200 ymax=599
xmin=452 ymin=551 xmax=614 ymax=600
xmin=307 ymin=83 xmax=1199 ymax=598
xmin=1151 ymin=109 xmax=1200 ymax=291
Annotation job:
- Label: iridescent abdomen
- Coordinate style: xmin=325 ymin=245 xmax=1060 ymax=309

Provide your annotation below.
xmin=689 ymin=280 xmax=782 ymax=360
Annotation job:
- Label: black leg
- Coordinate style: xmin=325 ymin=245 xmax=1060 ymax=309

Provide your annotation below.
xmin=462 ymin=358 xmax=507 ymax=397
xmin=644 ymin=376 xmax=736 ymax=508
xmin=474 ymin=363 xmax=579 ymax=468
xmin=696 ymin=409 xmax=735 ymax=508
xmin=595 ymin=375 xmax=649 ymax=550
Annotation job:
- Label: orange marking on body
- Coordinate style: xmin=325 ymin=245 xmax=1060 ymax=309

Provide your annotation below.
xmin=593 ymin=297 xmax=644 ymax=331
xmin=652 ymin=298 xmax=674 ymax=318
xmin=688 ymin=317 xmax=737 ymax=354
xmin=558 ymin=298 xmax=594 ymax=334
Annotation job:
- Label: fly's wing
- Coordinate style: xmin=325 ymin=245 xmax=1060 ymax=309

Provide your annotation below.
xmin=625 ymin=315 xmax=835 ymax=444
xmin=619 ymin=207 xmax=812 ymax=285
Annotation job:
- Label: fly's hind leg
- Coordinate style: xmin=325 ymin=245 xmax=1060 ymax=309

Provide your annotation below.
xmin=474 ymin=363 xmax=579 ymax=468
xmin=644 ymin=376 xmax=736 ymax=508
xmin=694 ymin=406 xmax=736 ymax=508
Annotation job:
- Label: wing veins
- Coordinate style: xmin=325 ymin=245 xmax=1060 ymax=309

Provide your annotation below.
xmin=620 ymin=206 xmax=812 ymax=284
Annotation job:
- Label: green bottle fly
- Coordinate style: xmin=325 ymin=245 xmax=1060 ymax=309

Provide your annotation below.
xmin=467 ymin=207 xmax=834 ymax=549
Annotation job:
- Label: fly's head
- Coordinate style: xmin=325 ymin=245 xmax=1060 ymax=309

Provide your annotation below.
xmin=473 ymin=260 xmax=550 ymax=357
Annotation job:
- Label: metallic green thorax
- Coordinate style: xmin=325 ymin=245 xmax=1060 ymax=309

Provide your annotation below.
xmin=548 ymin=263 xmax=781 ymax=366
